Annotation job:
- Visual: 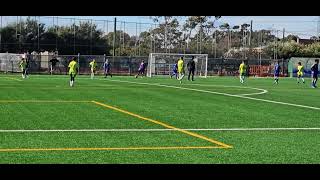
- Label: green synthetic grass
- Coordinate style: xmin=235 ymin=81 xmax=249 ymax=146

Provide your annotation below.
xmin=0 ymin=73 xmax=320 ymax=164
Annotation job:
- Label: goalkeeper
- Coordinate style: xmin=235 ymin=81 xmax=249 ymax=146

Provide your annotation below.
xmin=187 ymin=56 xmax=195 ymax=81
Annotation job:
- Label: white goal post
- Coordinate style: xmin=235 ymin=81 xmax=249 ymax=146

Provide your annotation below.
xmin=147 ymin=53 xmax=208 ymax=78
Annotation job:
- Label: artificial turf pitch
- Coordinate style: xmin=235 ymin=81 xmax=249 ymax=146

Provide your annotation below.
xmin=0 ymin=74 xmax=319 ymax=163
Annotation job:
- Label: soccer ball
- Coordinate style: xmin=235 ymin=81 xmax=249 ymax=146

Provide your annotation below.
xmin=194 ymin=58 xmax=198 ymax=63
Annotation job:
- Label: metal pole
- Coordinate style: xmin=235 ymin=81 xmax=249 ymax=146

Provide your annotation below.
xmin=205 ymin=55 xmax=208 ymax=78
xmin=56 ymin=17 xmax=58 ymax=51
xmin=273 ymin=29 xmax=276 ymax=60
xmin=154 ymin=24 xmax=156 ymax=53
xmin=113 ymin=17 xmax=116 ymax=58
xmin=123 ymin=22 xmax=125 ymax=51
xmin=200 ymin=25 xmax=202 ymax=54
xmin=135 ymin=22 xmax=137 ymax=56
xmin=77 ymin=53 xmax=80 ymax=74
xmin=249 ymin=20 xmax=252 ymax=47
xmin=103 ymin=20 xmax=106 ymax=36
xmin=0 ymin=16 xmax=2 ymax=52
xmin=38 ymin=16 xmax=40 ymax=51
xmin=106 ymin=20 xmax=109 ymax=35
xmin=19 ymin=16 xmax=22 ymax=51
xmin=90 ymin=19 xmax=93 ymax=54
xmin=16 ymin=16 xmax=18 ymax=39
xmin=73 ymin=18 xmax=76 ymax=54
xmin=164 ymin=18 xmax=167 ymax=53
xmin=139 ymin=23 xmax=141 ymax=56
xmin=150 ymin=25 xmax=153 ymax=54
xmin=119 ymin=21 xmax=122 ymax=55
xmin=283 ymin=28 xmax=285 ymax=47
xmin=214 ymin=30 xmax=217 ymax=58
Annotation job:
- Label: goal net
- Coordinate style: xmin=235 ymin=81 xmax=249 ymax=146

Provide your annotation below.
xmin=147 ymin=53 xmax=208 ymax=78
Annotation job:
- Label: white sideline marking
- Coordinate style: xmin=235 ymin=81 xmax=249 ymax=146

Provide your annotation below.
xmin=1 ymin=77 xmax=23 ymax=81
xmin=1 ymin=128 xmax=320 ymax=132
xmin=104 ymin=79 xmax=320 ymax=111
xmin=180 ymin=83 xmax=268 ymax=96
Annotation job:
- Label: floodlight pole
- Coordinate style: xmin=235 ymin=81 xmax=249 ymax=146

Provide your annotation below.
xmin=77 ymin=53 xmax=80 ymax=74
xmin=0 ymin=16 xmax=2 ymax=52
xmin=113 ymin=17 xmax=116 ymax=60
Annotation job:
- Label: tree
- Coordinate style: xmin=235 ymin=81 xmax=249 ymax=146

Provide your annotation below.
xmin=284 ymin=34 xmax=299 ymax=42
xmin=150 ymin=18 xmax=182 ymax=53
xmin=183 ymin=16 xmax=221 ymax=53
xmin=0 ymin=26 xmax=18 ymax=52
xmin=104 ymin=30 xmax=130 ymax=56
xmin=310 ymin=36 xmax=319 ymax=42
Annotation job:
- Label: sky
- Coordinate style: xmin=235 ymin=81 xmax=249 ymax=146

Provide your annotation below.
xmin=61 ymin=16 xmax=320 ymax=38
xmin=1 ymin=16 xmax=319 ymax=39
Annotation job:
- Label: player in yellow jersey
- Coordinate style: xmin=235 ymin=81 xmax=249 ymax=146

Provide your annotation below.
xmin=89 ymin=59 xmax=97 ymax=79
xmin=297 ymin=62 xmax=305 ymax=84
xmin=68 ymin=58 xmax=78 ymax=87
xmin=239 ymin=60 xmax=246 ymax=84
xmin=18 ymin=58 xmax=27 ymax=79
xmin=177 ymin=57 xmax=185 ymax=83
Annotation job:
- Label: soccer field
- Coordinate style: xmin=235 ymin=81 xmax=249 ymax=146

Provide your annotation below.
xmin=0 ymin=74 xmax=320 ymax=164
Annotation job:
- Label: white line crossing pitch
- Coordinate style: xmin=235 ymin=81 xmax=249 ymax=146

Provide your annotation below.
xmin=1 ymin=128 xmax=320 ymax=132
xmin=104 ymin=79 xmax=320 ymax=111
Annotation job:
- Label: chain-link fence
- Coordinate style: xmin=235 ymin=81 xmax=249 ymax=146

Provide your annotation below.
xmin=0 ymin=53 xmax=149 ymax=76
xmin=0 ymin=52 xmax=287 ymax=77
xmin=207 ymin=58 xmax=288 ymax=77
xmin=2 ymin=16 xmax=315 ymax=59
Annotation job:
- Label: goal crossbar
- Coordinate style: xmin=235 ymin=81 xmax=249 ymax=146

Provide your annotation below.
xmin=147 ymin=53 xmax=208 ymax=78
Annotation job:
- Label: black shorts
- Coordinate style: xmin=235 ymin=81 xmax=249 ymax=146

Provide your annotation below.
xmin=312 ymin=72 xmax=318 ymax=79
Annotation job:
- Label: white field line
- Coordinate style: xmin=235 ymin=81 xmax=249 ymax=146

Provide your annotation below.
xmin=0 ymin=77 xmax=23 ymax=81
xmin=1 ymin=128 xmax=320 ymax=133
xmin=103 ymin=79 xmax=320 ymax=111
xmin=179 ymin=83 xmax=268 ymax=96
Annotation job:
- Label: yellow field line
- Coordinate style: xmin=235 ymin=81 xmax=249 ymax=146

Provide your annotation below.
xmin=0 ymin=100 xmax=91 ymax=103
xmin=91 ymin=101 xmax=232 ymax=148
xmin=1 ymin=77 xmax=23 ymax=81
xmin=0 ymin=146 xmax=226 ymax=152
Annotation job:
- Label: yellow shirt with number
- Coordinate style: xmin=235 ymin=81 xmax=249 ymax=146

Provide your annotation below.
xmin=68 ymin=60 xmax=78 ymax=75
xmin=177 ymin=59 xmax=184 ymax=73
xmin=89 ymin=60 xmax=97 ymax=70
xmin=239 ymin=63 xmax=245 ymax=74
xmin=297 ymin=65 xmax=304 ymax=76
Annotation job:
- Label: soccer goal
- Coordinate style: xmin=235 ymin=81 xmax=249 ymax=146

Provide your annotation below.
xmin=147 ymin=53 xmax=208 ymax=78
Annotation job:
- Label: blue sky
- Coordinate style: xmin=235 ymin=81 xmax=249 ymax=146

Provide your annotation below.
xmin=2 ymin=16 xmax=319 ymax=38
xmin=63 ymin=16 xmax=320 ymax=38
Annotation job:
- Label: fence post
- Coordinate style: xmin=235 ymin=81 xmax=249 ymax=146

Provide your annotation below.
xmin=129 ymin=56 xmax=131 ymax=76
xmin=103 ymin=54 xmax=106 ymax=76
xmin=77 ymin=53 xmax=80 ymax=75
xmin=259 ymin=58 xmax=262 ymax=77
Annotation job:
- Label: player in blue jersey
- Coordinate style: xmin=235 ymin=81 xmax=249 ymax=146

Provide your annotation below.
xmin=135 ymin=60 xmax=146 ymax=78
xmin=170 ymin=62 xmax=178 ymax=79
xmin=104 ymin=59 xmax=112 ymax=78
xmin=273 ymin=61 xmax=280 ymax=84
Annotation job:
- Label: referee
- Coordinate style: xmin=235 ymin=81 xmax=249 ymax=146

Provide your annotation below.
xmin=187 ymin=56 xmax=196 ymax=81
